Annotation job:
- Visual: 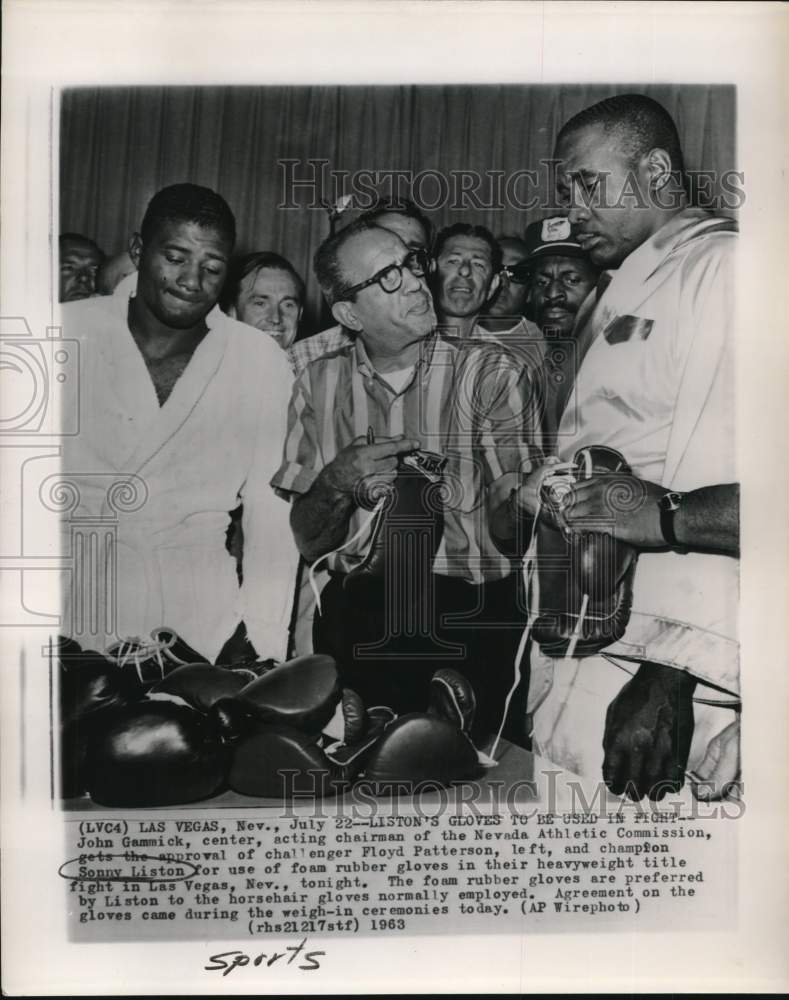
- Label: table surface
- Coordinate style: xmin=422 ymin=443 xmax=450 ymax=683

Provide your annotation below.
xmin=62 ymin=737 xmax=571 ymax=812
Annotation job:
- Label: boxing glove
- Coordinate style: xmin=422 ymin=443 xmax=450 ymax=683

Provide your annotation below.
xmin=360 ymin=669 xmax=480 ymax=791
xmin=84 ymin=701 xmax=228 ymax=807
xmin=532 ymin=446 xmax=638 ymax=657
xmin=59 ymin=643 xmax=142 ymax=726
xmin=229 ymin=725 xmax=344 ymax=799
xmin=58 ymin=637 xmax=143 ymax=798
xmin=232 ymin=654 xmax=341 ymax=735
xmin=343 ymin=462 xmax=444 ymax=608
xmin=150 ymin=663 xmax=250 ymax=714
xmin=323 ymin=699 xmax=397 ymax=781
xmin=426 ymin=668 xmax=476 ymax=735
xmin=215 ymin=620 xmax=259 ymax=668
xmin=105 ymin=627 xmax=208 ymax=686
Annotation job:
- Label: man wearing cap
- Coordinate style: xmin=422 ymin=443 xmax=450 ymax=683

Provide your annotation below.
xmin=504 ymin=94 xmax=740 ymax=801
xmin=523 ymin=216 xmax=599 ymax=450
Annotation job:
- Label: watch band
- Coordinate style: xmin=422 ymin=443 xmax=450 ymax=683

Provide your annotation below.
xmin=659 ymin=491 xmax=683 ymax=548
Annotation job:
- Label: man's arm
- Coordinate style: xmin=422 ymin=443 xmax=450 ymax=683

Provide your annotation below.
xmin=481 ymin=353 xmax=545 ymax=553
xmin=290 ymin=468 xmax=355 ymax=564
xmin=291 ymin=436 xmax=419 ymax=564
xmin=561 ymin=478 xmax=739 ymax=554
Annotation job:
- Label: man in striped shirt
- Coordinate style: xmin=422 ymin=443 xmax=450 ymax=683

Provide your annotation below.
xmin=272 ymin=219 xmax=543 ymax=743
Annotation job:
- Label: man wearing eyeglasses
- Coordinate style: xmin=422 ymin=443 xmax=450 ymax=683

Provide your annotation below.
xmin=478 ymin=235 xmax=534 ymax=335
xmin=272 ymin=219 xmax=543 ymax=742
xmin=287 ymin=198 xmax=433 ymax=375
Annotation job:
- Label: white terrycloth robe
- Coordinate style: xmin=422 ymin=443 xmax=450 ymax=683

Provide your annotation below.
xmin=58 ymin=274 xmax=298 ymax=662
xmin=528 ymin=210 xmax=739 ymax=781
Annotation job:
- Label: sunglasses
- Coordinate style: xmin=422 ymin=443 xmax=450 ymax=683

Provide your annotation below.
xmin=501 ymin=262 xmax=531 ymax=285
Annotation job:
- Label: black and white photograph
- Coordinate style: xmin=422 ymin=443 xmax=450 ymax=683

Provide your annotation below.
xmin=1 ymin=1 xmax=787 ymax=995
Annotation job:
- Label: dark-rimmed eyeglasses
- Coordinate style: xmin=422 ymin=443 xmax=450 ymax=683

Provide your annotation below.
xmin=501 ymin=262 xmax=531 ymax=285
xmin=336 ymin=248 xmax=430 ymax=301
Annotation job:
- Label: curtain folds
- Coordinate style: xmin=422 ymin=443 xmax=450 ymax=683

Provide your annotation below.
xmin=60 ymin=84 xmax=736 ymax=330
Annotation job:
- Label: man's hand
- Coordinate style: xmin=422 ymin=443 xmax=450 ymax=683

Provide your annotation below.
xmin=603 ymin=661 xmax=696 ymax=801
xmin=323 ymin=435 xmax=420 ymax=504
xmin=291 ymin=435 xmax=420 ymax=562
xmin=561 ymin=473 xmax=665 ymax=547
xmin=511 ymin=456 xmax=564 ymax=517
xmin=690 ymin=718 xmax=741 ymax=802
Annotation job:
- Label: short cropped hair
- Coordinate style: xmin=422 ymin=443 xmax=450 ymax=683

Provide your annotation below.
xmin=557 ymin=93 xmax=686 ymax=177
xmin=140 ymin=183 xmax=236 ymax=248
xmin=226 ymin=251 xmax=306 ymax=309
xmin=314 ymin=217 xmax=382 ymax=306
xmin=433 ymin=223 xmax=503 ymax=274
xmin=358 ymin=197 xmax=433 ymax=248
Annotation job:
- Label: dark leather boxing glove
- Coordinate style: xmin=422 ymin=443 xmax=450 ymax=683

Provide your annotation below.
xmin=84 ymin=701 xmax=228 ymax=807
xmin=105 ymin=627 xmax=208 ymax=687
xmin=229 ymin=726 xmax=343 ymax=799
xmin=233 ymin=654 xmax=341 ymax=734
xmin=323 ymin=701 xmax=396 ymax=782
xmin=532 ymin=446 xmax=638 ymax=657
xmin=343 ymin=464 xmax=444 ymax=607
xmin=150 ymin=663 xmax=249 ymax=713
xmin=361 ymin=670 xmax=480 ymax=791
xmin=427 ymin=668 xmax=476 ymax=735
xmin=360 ymin=713 xmax=480 ymax=791
xmin=58 ymin=638 xmax=143 ymax=798
xmin=215 ymin=620 xmax=259 ymax=668
xmin=59 ymin=648 xmax=142 ymax=726
xmin=340 ymin=688 xmax=368 ymax=745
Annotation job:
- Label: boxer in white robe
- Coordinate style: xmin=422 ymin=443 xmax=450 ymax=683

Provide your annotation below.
xmin=58 ymin=184 xmax=298 ymax=662
xmin=502 ymin=95 xmax=740 ymax=801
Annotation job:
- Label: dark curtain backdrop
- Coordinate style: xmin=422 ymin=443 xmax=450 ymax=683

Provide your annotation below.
xmin=60 ymin=84 xmax=736 ymax=333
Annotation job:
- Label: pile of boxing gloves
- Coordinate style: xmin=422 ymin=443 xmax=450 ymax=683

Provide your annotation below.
xmin=58 ymin=631 xmax=483 ymax=807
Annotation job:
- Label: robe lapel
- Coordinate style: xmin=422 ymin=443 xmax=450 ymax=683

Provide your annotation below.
xmin=125 ymin=307 xmax=229 ymax=473
xmin=94 ymin=280 xmax=160 ymax=469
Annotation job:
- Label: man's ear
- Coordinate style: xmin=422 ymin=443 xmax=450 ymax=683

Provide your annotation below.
xmin=332 ymin=299 xmax=363 ymax=331
xmin=128 ymin=233 xmax=143 ymax=269
xmin=487 ymin=273 xmax=502 ymax=300
xmin=644 ymin=147 xmax=673 ymax=190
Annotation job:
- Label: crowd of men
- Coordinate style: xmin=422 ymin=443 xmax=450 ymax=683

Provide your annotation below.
xmin=59 ymin=93 xmax=740 ymax=802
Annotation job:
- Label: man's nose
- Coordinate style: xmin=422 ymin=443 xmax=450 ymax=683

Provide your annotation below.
xmin=545 ymin=279 xmax=566 ymax=303
xmin=75 ymin=268 xmax=93 ymax=288
xmin=177 ymin=261 xmax=201 ymax=290
xmin=567 ymin=203 xmax=589 ymax=225
xmin=458 ymin=258 xmax=472 ymax=276
xmin=401 ymin=263 xmax=424 ymax=293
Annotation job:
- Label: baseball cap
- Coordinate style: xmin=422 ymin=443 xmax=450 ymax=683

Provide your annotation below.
xmin=523 ymin=216 xmax=587 ymax=260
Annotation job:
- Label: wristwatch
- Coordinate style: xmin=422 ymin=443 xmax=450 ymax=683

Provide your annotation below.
xmin=658 ymin=490 xmax=684 ymax=548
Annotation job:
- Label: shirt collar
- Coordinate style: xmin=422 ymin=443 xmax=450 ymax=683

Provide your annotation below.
xmin=352 ymin=329 xmax=438 ymax=378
